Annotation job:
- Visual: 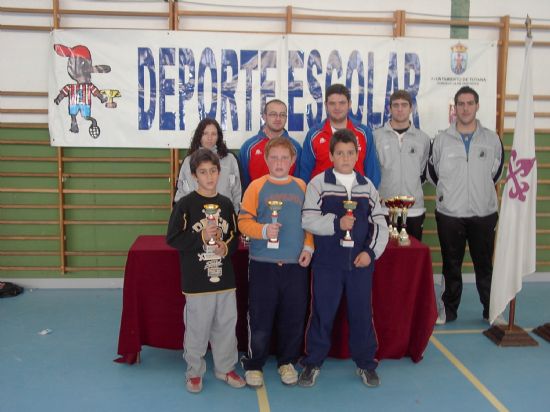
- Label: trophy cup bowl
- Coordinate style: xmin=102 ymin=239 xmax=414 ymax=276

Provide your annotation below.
xmin=203 ymin=203 xmax=220 ymax=247
xmin=100 ymin=89 xmax=121 ymax=108
xmin=397 ymin=195 xmax=415 ymax=246
xmin=267 ymin=200 xmax=283 ymax=249
xmin=340 ymin=200 xmax=358 ymax=248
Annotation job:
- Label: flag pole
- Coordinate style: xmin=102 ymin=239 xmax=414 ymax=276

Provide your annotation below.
xmin=485 ymin=295 xmax=537 ymax=345
xmin=503 ymin=15 xmax=529 ymax=336
xmin=507 ymin=298 xmax=515 ymax=331
xmin=483 ymin=15 xmax=538 ymax=346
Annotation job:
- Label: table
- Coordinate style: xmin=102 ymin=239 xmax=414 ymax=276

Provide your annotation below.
xmin=115 ymin=235 xmax=436 ymax=364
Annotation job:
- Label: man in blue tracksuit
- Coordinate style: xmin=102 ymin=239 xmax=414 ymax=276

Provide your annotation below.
xmin=299 ymin=129 xmax=389 ymax=388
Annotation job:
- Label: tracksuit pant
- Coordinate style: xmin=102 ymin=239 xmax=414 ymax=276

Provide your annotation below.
xmin=303 ymin=264 xmax=378 ymax=371
xmin=241 ymin=259 xmax=308 ymax=371
xmin=183 ymin=290 xmax=238 ymax=379
xmin=435 ymin=210 xmax=498 ymax=320
xmin=404 ymin=214 xmax=425 ymax=242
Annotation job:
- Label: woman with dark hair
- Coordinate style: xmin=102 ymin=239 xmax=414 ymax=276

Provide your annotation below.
xmin=174 ymin=118 xmax=242 ymax=211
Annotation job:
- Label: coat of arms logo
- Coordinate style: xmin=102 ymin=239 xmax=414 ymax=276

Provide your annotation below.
xmin=451 ymin=42 xmax=468 ymax=75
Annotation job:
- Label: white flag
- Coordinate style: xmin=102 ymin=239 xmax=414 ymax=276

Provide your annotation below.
xmin=489 ymin=36 xmax=537 ymax=324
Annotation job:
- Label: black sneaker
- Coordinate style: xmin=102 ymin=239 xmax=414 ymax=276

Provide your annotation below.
xmin=298 ymin=365 xmax=320 ymax=387
xmin=357 ymin=368 xmax=380 ymax=387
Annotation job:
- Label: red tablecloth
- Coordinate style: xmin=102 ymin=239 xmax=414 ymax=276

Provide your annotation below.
xmin=116 ymin=235 xmax=436 ymax=364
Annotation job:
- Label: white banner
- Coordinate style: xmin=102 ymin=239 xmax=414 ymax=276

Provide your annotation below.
xmin=49 ymin=29 xmax=497 ymax=148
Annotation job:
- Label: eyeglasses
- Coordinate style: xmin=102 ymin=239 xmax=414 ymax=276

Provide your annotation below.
xmin=267 ymin=112 xmax=287 ymax=119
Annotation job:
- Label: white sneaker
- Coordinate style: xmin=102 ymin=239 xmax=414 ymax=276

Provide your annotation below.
xmin=186 ymin=376 xmax=202 ymax=393
xmin=435 ymin=308 xmax=446 ymax=325
xmin=278 ymin=363 xmax=298 ymax=385
xmin=244 ymin=370 xmax=264 ymax=388
xmin=215 ymin=370 xmax=246 ymax=388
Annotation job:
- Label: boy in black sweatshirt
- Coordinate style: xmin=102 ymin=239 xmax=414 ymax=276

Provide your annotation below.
xmin=167 ymin=148 xmax=245 ymax=393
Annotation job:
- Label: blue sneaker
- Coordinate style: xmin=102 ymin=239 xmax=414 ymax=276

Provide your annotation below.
xmin=357 ymin=368 xmax=380 ymax=387
xmin=298 ymin=365 xmax=320 ymax=387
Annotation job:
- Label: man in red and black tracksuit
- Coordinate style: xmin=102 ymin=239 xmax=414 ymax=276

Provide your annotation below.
xmin=239 ymin=99 xmax=302 ymax=189
xmin=298 ymin=83 xmax=381 ymax=188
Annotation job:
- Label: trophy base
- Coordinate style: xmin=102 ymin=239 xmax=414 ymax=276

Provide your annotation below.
xmin=267 ymin=240 xmax=279 ymax=249
xmin=105 ymin=102 xmax=117 ymax=109
xmin=340 ymin=239 xmax=354 ymax=248
xmin=209 ymin=276 xmax=221 ymax=283
xmin=391 ymin=228 xmax=400 ymax=241
xmin=398 ymin=237 xmax=411 ymax=247
xmin=398 ymin=228 xmax=410 ymax=246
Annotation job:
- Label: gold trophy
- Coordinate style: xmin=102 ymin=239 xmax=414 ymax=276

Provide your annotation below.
xmin=100 ymin=89 xmax=121 ymax=108
xmin=340 ymin=200 xmax=357 ymax=248
xmin=203 ymin=204 xmax=221 ymax=283
xmin=384 ymin=197 xmax=397 ymax=242
xmin=397 ymin=195 xmax=415 ymax=246
xmin=203 ymin=203 xmax=220 ymax=252
xmin=385 ymin=197 xmax=400 ymax=242
xmin=267 ymin=200 xmax=283 ymax=249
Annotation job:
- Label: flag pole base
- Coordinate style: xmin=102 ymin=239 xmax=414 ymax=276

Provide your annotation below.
xmin=532 ymin=323 xmax=550 ymax=343
xmin=483 ymin=324 xmax=538 ymax=347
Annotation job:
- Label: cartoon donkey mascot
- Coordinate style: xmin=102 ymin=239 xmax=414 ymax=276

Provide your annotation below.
xmin=53 ymin=44 xmax=110 ymax=139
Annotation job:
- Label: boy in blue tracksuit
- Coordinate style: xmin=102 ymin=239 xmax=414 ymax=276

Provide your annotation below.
xmin=299 ymin=129 xmax=389 ymax=388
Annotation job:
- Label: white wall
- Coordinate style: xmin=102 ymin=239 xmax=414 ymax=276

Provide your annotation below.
xmin=1 ymin=0 xmax=549 ymax=130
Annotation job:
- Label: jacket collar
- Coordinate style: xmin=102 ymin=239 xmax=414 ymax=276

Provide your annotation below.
xmin=448 ymin=119 xmax=483 ymax=139
xmin=324 ymin=167 xmax=368 ymax=186
xmin=322 ymin=117 xmax=357 ymax=135
xmin=383 ymin=121 xmax=418 ymax=134
xmin=257 ymin=127 xmax=290 ymax=139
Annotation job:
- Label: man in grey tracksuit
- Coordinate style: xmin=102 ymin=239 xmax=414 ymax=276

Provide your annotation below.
xmin=374 ymin=90 xmax=431 ymax=241
xmin=428 ymin=86 xmax=504 ymax=324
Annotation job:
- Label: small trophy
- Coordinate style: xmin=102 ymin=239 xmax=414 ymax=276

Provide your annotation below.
xmin=340 ymin=200 xmax=357 ymax=247
xmin=384 ymin=197 xmax=400 ymax=242
xmin=267 ymin=200 xmax=283 ymax=249
xmin=203 ymin=203 xmax=220 ymax=253
xmin=397 ymin=195 xmax=415 ymax=246
xmin=100 ymin=89 xmax=121 ymax=108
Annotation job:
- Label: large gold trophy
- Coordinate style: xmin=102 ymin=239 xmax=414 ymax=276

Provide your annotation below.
xmin=203 ymin=203 xmax=221 ymax=283
xmin=340 ymin=200 xmax=357 ymax=247
xmin=267 ymin=200 xmax=283 ymax=249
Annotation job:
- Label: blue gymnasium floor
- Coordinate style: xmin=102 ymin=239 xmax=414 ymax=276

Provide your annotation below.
xmin=1 ymin=283 xmax=550 ymax=412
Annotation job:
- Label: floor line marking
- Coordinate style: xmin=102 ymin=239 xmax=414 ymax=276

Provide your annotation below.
xmin=430 ymin=336 xmax=508 ymax=412
xmin=433 ymin=329 xmax=486 ymax=335
xmin=256 ymin=384 xmax=271 ymax=412
xmin=433 ymin=327 xmax=534 ymax=335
